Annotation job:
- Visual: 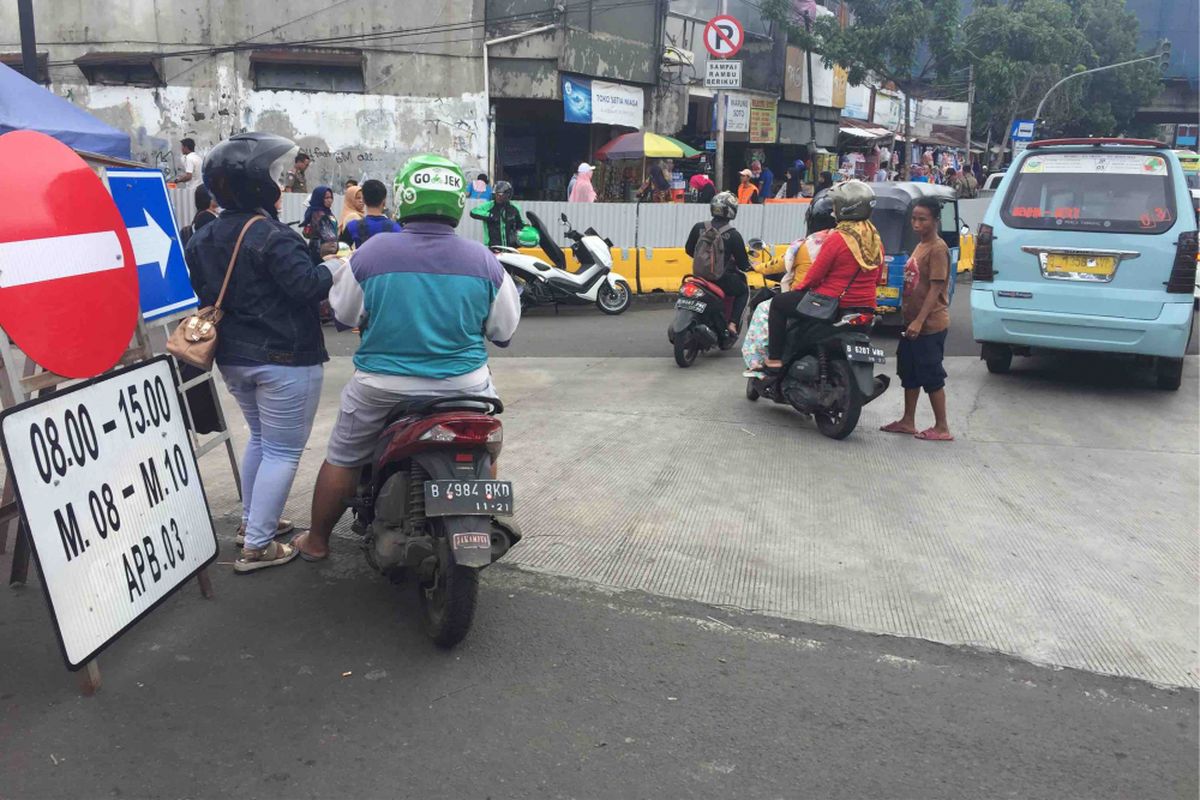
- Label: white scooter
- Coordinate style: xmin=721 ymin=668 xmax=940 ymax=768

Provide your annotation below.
xmin=491 ymin=211 xmax=632 ymax=315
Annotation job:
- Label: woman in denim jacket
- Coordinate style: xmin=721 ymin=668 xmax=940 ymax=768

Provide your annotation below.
xmin=184 ymin=133 xmax=333 ymax=573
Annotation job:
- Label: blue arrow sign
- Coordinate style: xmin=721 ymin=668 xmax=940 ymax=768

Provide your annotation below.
xmin=106 ymin=169 xmax=198 ymax=321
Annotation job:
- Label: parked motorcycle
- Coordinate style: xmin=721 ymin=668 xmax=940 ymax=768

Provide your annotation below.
xmin=348 ymin=395 xmax=521 ymax=648
xmin=746 ymin=312 xmax=891 ymax=439
xmin=667 ymin=274 xmax=740 ymax=367
xmin=492 ymin=211 xmax=632 ymax=315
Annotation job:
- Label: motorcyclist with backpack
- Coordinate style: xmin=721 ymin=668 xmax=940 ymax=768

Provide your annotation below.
xmin=469 ymin=180 xmax=526 ymax=247
xmin=684 ymin=191 xmax=751 ymax=336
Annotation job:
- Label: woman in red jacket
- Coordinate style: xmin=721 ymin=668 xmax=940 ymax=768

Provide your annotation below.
xmin=764 ymin=181 xmax=886 ymax=369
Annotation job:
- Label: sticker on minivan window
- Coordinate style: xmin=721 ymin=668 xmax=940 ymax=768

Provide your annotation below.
xmin=1022 ymin=154 xmax=1167 ymax=175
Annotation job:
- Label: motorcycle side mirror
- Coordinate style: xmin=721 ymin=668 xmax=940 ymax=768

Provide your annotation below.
xmin=747 ymin=238 xmax=765 ymax=253
xmin=560 ymin=212 xmax=569 ymax=223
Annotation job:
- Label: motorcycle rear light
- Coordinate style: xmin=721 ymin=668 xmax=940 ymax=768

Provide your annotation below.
xmin=455 ymin=453 xmax=474 ymax=462
xmin=1165 ymin=231 xmax=1198 ymax=293
xmin=974 ymin=224 xmax=994 ymax=281
xmin=419 ymin=419 xmax=503 ymax=446
xmin=681 ymin=282 xmax=700 ymax=297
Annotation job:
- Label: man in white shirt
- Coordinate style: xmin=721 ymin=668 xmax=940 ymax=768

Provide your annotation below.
xmin=179 ymin=138 xmax=203 ymax=184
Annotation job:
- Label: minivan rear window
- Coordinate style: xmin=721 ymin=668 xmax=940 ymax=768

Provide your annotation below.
xmin=1000 ymin=152 xmax=1176 ymax=234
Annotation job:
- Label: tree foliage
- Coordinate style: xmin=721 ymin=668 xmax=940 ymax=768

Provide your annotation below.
xmin=763 ymin=0 xmax=961 ymax=92
xmin=764 ymin=0 xmax=1165 ymax=163
xmin=965 ymin=0 xmax=1162 ymax=154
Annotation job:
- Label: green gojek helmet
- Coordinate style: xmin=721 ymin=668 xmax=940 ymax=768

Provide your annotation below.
xmin=393 ymin=154 xmax=467 ymax=225
xmin=517 ymin=225 xmax=540 ymax=248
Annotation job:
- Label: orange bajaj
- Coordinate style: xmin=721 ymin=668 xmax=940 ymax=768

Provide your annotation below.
xmin=347 ymin=396 xmax=520 ymax=647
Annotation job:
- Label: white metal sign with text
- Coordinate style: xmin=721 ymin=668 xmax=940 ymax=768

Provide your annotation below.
xmin=705 ymin=60 xmax=742 ymax=89
xmin=0 ymin=357 xmax=217 ymax=669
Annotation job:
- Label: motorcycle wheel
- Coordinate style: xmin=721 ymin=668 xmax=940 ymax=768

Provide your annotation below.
xmin=746 ymin=378 xmax=759 ymax=401
xmin=596 ymin=280 xmax=632 ymax=315
xmin=418 ymin=560 xmax=479 ymax=648
xmin=673 ymin=334 xmax=699 ymax=368
xmin=814 ymin=359 xmax=863 ymax=440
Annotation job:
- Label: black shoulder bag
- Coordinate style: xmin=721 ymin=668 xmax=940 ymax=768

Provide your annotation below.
xmin=795 ymin=264 xmax=864 ymax=322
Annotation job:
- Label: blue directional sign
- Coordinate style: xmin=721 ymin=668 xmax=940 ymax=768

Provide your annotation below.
xmin=105 ymin=169 xmax=198 ymax=321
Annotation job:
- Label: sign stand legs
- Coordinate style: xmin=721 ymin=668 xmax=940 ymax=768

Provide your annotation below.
xmin=79 ymin=660 xmax=101 ymax=696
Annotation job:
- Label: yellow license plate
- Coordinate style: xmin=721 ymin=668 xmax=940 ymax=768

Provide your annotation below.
xmin=877 ymin=286 xmax=900 ymax=299
xmin=1046 ymin=253 xmax=1116 ymax=276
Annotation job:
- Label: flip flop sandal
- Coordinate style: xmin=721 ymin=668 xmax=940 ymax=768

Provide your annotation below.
xmin=234 ymin=540 xmax=299 ymax=574
xmin=880 ymin=422 xmax=918 ymax=434
xmin=235 ymin=519 xmax=296 ymax=548
xmin=914 ymin=428 xmax=955 ymax=441
xmin=290 ymin=532 xmax=329 ymax=563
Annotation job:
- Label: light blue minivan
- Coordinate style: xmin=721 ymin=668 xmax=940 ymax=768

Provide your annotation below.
xmin=971 ymin=138 xmax=1198 ymax=390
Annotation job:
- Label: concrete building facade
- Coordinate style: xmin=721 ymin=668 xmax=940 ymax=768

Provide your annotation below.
xmin=0 ymin=1 xmax=491 ymax=188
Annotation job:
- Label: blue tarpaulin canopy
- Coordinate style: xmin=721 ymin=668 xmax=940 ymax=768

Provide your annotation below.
xmin=0 ymin=64 xmax=131 ymax=159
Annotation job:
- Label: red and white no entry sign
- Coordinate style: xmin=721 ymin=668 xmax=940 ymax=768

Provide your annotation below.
xmin=703 ymin=14 xmax=744 ymax=59
xmin=0 ymin=131 xmax=139 ymax=378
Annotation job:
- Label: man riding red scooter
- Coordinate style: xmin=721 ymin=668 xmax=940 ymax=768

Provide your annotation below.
xmin=668 ymin=191 xmax=753 ymax=367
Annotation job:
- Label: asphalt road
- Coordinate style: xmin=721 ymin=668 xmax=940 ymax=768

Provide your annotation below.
xmin=1 ymin=556 xmax=1194 ymax=800
xmin=327 ymin=277 xmax=1200 ymax=363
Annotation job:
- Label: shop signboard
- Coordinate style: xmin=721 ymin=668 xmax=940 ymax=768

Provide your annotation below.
xmin=872 ymin=90 xmax=903 ymax=132
xmin=749 ymin=98 xmax=778 ymax=144
xmin=562 ymin=75 xmax=644 ymax=129
xmin=843 ymin=83 xmax=871 ymax=121
xmin=916 ymin=99 xmax=969 ymax=128
xmin=725 ymin=94 xmax=751 ymax=133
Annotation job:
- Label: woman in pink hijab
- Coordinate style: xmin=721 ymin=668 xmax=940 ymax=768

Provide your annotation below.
xmin=569 ymin=163 xmax=597 ymax=203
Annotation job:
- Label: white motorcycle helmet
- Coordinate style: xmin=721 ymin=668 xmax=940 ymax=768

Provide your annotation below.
xmin=829 ymin=180 xmax=876 ymax=221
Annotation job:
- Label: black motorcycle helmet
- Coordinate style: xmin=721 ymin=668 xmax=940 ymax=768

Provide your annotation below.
xmin=805 ymin=190 xmax=836 ymax=234
xmin=203 ymin=132 xmax=296 ymax=213
xmin=493 ymin=180 xmax=514 ymax=202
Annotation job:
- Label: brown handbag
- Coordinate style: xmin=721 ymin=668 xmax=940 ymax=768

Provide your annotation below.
xmin=167 ymin=215 xmax=264 ymax=370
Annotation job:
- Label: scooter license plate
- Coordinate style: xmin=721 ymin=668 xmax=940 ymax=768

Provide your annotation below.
xmin=845 ymin=344 xmax=886 ymax=364
xmin=675 ymin=298 xmax=708 ymax=314
xmin=424 ymin=480 xmax=514 ymax=516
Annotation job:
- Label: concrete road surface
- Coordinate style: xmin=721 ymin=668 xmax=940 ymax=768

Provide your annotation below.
xmin=1 ymin=558 xmax=1194 ymax=800
xmin=3 ymin=278 xmax=1197 ymax=798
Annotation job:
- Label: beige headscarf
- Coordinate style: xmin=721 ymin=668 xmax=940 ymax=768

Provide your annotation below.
xmin=835 ymin=220 xmax=884 ymax=270
xmin=339 ymin=186 xmax=364 ymax=229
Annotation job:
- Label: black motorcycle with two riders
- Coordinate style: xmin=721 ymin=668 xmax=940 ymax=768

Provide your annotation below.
xmin=745 ymin=182 xmax=891 ymax=439
xmin=668 ymin=191 xmax=753 ymax=367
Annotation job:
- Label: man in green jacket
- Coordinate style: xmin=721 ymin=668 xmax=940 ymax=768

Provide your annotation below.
xmin=470 ymin=180 xmax=525 ymax=247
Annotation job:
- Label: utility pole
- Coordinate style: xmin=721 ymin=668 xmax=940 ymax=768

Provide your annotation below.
xmin=804 ymin=13 xmax=818 ymax=173
xmin=17 ymin=0 xmax=38 ymax=82
xmin=964 ymin=64 xmax=975 ymax=171
xmin=903 ymin=92 xmax=912 ymax=179
xmin=714 ymin=0 xmax=728 ymax=191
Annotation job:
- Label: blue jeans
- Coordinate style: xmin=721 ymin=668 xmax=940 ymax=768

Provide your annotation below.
xmin=220 ymin=363 xmax=323 ymax=550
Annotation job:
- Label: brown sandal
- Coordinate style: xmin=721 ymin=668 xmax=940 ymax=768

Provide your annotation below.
xmin=234 ymin=540 xmax=299 ymax=574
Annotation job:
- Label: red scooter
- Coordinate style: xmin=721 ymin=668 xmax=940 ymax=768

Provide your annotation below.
xmin=349 ymin=395 xmax=520 ymax=648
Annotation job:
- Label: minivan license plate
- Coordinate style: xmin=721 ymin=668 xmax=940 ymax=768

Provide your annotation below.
xmin=1045 ymin=253 xmax=1116 ymax=279
xmin=424 ymin=480 xmax=514 ymax=516
xmin=845 ymin=344 xmax=886 ymax=364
